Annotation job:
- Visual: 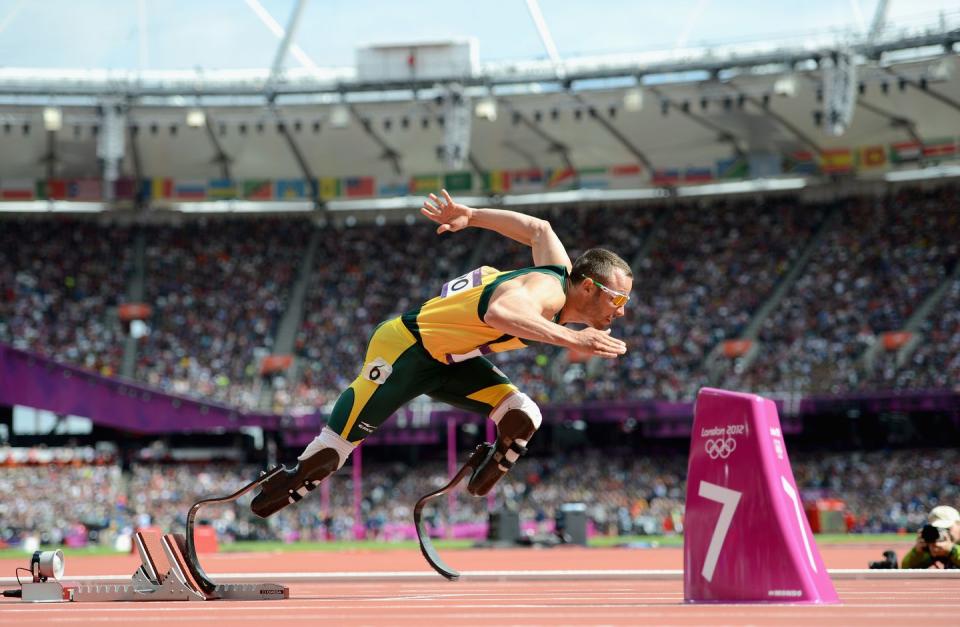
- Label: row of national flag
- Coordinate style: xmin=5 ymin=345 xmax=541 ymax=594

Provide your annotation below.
xmin=0 ymin=168 xmax=645 ymax=201
xmin=1 ymin=138 xmax=957 ymax=201
xmin=0 ymin=177 xmax=381 ymax=202
xmin=781 ymin=138 xmax=959 ymax=176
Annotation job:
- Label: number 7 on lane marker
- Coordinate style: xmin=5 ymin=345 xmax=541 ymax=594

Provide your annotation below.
xmin=698 ymin=481 xmax=743 ymax=582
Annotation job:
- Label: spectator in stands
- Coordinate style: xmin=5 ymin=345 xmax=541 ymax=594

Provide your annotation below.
xmin=4 ymin=185 xmax=959 ymax=413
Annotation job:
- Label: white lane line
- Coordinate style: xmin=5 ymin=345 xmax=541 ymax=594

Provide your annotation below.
xmin=3 ymin=600 xmax=956 ymax=614
xmin=12 ymin=608 xmax=960 ymax=625
xmin=4 ymin=567 xmax=958 ymax=587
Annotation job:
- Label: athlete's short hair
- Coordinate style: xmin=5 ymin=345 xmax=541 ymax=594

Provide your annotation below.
xmin=570 ymin=248 xmax=632 ymax=284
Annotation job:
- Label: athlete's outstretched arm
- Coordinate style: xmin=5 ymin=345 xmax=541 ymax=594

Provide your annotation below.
xmin=484 ymin=274 xmax=627 ymax=358
xmin=421 ymin=189 xmax=572 ymax=270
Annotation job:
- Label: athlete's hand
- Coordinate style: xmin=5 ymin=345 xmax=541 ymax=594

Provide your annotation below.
xmin=421 ymin=189 xmax=473 ymax=235
xmin=570 ymin=327 xmax=627 ymax=359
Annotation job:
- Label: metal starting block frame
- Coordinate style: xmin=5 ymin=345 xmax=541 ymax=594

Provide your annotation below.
xmin=18 ymin=529 xmax=288 ymax=603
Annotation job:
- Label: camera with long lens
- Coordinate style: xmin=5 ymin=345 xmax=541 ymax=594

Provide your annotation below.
xmin=868 ymin=549 xmax=899 ymax=569
xmin=921 ymin=524 xmax=948 ymax=545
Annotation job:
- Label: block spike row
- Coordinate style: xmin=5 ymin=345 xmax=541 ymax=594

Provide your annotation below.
xmin=414 ymin=443 xmax=494 ymax=581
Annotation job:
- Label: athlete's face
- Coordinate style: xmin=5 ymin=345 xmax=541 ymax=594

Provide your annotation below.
xmin=583 ymin=269 xmax=632 ymax=329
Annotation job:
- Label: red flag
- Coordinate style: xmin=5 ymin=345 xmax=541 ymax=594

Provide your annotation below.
xmin=344 ymin=177 xmax=375 ymax=197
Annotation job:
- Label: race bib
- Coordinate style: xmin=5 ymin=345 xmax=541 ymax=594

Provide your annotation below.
xmin=362 ymin=357 xmax=393 ymax=385
xmin=440 ymin=268 xmax=483 ymax=298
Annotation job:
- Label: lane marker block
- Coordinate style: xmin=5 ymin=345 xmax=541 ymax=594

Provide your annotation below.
xmin=683 ymin=387 xmax=839 ymax=604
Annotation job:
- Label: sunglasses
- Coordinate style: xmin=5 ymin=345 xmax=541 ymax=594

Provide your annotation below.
xmin=587 ymin=277 xmax=630 ymax=307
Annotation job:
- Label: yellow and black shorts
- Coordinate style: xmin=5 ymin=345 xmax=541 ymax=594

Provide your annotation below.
xmin=326 ymin=317 xmax=518 ymax=443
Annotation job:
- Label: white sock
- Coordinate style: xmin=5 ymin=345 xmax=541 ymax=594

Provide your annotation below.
xmin=298 ymin=426 xmax=355 ymax=469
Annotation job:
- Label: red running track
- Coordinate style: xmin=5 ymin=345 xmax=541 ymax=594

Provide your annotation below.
xmin=2 ymin=543 xmax=953 ymax=626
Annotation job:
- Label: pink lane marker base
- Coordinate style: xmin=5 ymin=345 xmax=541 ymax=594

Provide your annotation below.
xmin=683 ymin=387 xmax=839 ymax=604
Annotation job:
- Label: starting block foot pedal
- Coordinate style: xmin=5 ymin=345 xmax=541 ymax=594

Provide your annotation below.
xmin=683 ymin=388 xmax=838 ymax=604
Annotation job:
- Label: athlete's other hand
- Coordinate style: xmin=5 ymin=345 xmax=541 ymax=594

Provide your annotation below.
xmin=421 ymin=189 xmax=473 ymax=234
xmin=570 ymin=327 xmax=627 ymax=359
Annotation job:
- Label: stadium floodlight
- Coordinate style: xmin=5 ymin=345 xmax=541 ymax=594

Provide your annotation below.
xmin=474 ymin=97 xmax=498 ymax=121
xmin=929 ymin=57 xmax=952 ymax=81
xmin=329 ymin=104 xmax=350 ymax=128
xmin=773 ymin=75 xmax=797 ymax=97
xmin=884 ymin=165 xmax=960 ymax=182
xmin=675 ymin=177 xmax=807 ymax=197
xmin=623 ymin=87 xmax=644 ymax=112
xmin=185 ymin=109 xmax=206 ymax=127
xmin=42 ymin=107 xmax=62 ymax=131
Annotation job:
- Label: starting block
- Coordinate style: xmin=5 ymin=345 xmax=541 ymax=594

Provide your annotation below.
xmin=683 ymin=388 xmax=838 ymax=604
xmin=12 ymin=530 xmax=288 ymax=603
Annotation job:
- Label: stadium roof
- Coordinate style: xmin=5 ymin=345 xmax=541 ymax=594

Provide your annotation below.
xmin=0 ymin=1 xmax=956 ymax=67
xmin=0 ymin=0 xmax=957 ymax=93
xmin=0 ymin=1 xmax=958 ymax=213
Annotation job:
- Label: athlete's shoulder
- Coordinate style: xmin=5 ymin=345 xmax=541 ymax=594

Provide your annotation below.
xmin=479 ymin=265 xmax=500 ymax=277
xmin=505 ymin=263 xmax=569 ymax=278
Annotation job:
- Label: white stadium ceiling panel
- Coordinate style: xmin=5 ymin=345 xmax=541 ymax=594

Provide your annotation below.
xmin=136 ymin=125 xmax=224 ymax=179
xmin=0 ymin=108 xmax=52 ymax=179
xmin=329 ymin=101 xmax=445 ymax=177
xmin=0 ymin=43 xmax=957 ymax=185
xmin=542 ymin=92 xmax=644 ymax=167
xmin=468 ymin=107 xmax=572 ymax=172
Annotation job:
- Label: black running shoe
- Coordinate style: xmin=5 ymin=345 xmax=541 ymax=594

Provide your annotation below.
xmin=250 ymin=448 xmax=340 ymax=518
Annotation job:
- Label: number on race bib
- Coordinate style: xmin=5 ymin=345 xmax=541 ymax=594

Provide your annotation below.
xmin=362 ymin=358 xmax=393 ymax=385
xmin=440 ymin=268 xmax=483 ymax=298
xmin=698 ymin=481 xmax=742 ymax=582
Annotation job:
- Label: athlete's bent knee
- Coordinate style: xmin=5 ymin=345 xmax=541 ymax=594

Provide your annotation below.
xmin=489 ymin=391 xmax=542 ymax=431
xmin=467 ymin=393 xmax=540 ymax=497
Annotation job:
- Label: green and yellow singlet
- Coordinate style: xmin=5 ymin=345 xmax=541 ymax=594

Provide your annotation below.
xmin=326 ymin=263 xmax=567 ymax=442
xmin=401 ymin=264 xmax=568 ymax=364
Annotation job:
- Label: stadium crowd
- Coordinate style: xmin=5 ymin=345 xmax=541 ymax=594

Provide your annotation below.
xmin=135 ymin=218 xmax=311 ymax=409
xmin=0 ymin=218 xmax=134 ymax=377
xmin=880 ymin=274 xmax=960 ymax=390
xmin=2 ymin=447 xmax=957 ymax=548
xmin=1 ymin=185 xmax=958 ymax=417
xmin=729 ymin=187 xmax=959 ymax=395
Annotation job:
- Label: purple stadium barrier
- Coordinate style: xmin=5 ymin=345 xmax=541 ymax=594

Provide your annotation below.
xmin=0 ymin=343 xmax=283 ymax=434
xmin=2 ymin=343 xmax=956 ymax=440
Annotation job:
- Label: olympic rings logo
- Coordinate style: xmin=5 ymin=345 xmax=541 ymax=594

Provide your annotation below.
xmin=705 ymin=437 xmax=737 ymax=460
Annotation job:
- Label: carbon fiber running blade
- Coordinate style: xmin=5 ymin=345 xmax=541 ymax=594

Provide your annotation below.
xmin=415 ymin=492 xmax=462 ymax=581
xmin=181 ymin=524 xmax=218 ymax=595
xmin=413 ymin=443 xmax=493 ymax=581
xmin=184 ymin=467 xmax=285 ymax=595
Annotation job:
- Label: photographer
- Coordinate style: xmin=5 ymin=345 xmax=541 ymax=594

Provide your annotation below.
xmin=901 ymin=506 xmax=960 ymax=569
